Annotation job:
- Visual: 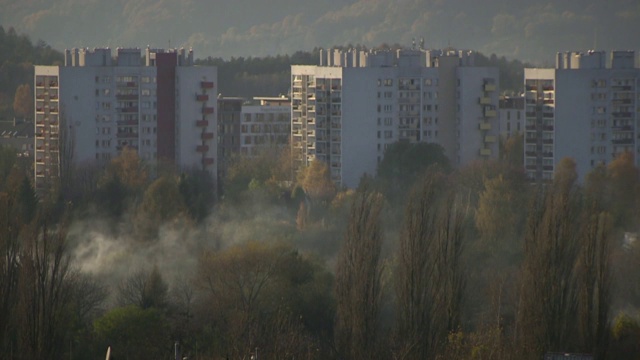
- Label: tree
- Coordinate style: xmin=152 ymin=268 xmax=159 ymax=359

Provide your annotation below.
xmin=93 ymin=305 xmax=171 ymax=359
xmin=135 ymin=175 xmax=189 ymax=240
xmin=196 ymin=241 xmax=334 ymax=359
xmin=517 ymin=158 xmax=614 ymax=358
xmin=104 ymin=146 xmax=148 ymax=192
xmin=178 ymin=170 xmax=215 ymax=222
xmin=334 ymin=186 xmax=385 ymax=359
xmin=395 ymin=170 xmax=467 ymax=359
xmin=500 ymin=133 xmax=524 ymax=168
xmin=606 ymin=151 xmax=639 ymax=228
xmin=475 ymin=173 xmax=527 ymax=248
xmin=17 ymin=212 xmax=76 ymax=360
xmin=13 ymin=83 xmax=32 ymax=119
xmin=575 ymin=209 xmax=613 ymax=359
xmin=377 ymin=141 xmax=449 ymax=202
xmin=117 ymin=266 xmax=169 ymax=310
xmin=297 ymin=160 xmax=336 ymax=205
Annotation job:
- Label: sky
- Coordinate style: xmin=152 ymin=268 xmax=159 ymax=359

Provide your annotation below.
xmin=2 ymin=0 xmax=640 ymax=64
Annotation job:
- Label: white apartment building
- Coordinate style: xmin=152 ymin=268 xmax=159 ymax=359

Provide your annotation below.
xmin=524 ymin=50 xmax=640 ymax=182
xmin=240 ymin=96 xmax=291 ymax=157
xmin=34 ymin=47 xmax=217 ymax=193
xmin=291 ymin=48 xmax=499 ymax=188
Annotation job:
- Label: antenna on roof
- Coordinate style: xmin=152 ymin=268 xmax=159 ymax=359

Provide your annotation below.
xmin=412 ymin=37 xmax=416 ymax=50
xmin=420 ymin=37 xmax=425 ymax=50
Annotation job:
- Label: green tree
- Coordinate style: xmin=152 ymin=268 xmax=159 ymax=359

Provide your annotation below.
xmin=178 ymin=170 xmax=215 ymax=222
xmin=93 ymin=305 xmax=171 ymax=359
xmin=377 ymin=142 xmax=449 ymax=202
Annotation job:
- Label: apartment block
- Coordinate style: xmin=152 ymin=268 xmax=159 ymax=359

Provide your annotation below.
xmin=34 ymin=47 xmax=217 ymax=193
xmin=217 ymin=96 xmax=243 ymax=180
xmin=240 ymin=96 xmax=291 ymax=157
xmin=292 ymin=48 xmax=499 ymax=188
xmin=499 ymin=96 xmax=524 ymax=139
xmin=524 ymin=50 xmax=640 ymax=182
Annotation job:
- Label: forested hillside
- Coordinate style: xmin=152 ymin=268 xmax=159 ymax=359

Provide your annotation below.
xmin=2 ymin=0 xmax=638 ymax=63
xmin=0 ymin=26 xmax=62 ymax=119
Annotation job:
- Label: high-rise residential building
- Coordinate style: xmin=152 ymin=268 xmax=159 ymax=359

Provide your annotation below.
xmin=499 ymin=96 xmax=524 ymax=139
xmin=291 ymin=48 xmax=499 ymax=188
xmin=240 ymin=96 xmax=291 ymax=157
xmin=34 ymin=47 xmax=217 ymax=193
xmin=524 ymin=50 xmax=640 ymax=182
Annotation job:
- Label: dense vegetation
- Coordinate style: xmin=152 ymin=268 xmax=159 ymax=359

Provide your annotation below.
xmin=3 ymin=136 xmax=640 ymax=359
xmin=0 ymin=26 xmax=63 ymax=119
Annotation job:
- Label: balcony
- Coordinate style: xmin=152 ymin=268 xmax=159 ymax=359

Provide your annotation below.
xmin=201 ymin=81 xmax=214 ymax=89
xmin=196 ymin=94 xmax=209 ymax=101
xmin=612 ymin=138 xmax=634 ymax=145
xmin=484 ymin=83 xmax=496 ymax=92
xmin=117 ymin=132 xmax=138 ymax=139
xmin=484 ymin=109 xmax=497 ymax=118
xmin=117 ymin=120 xmax=138 ymax=126
xmin=202 ymin=107 xmax=214 ymax=115
xmin=196 ymin=145 xmax=209 ymax=152
xmin=202 ymin=158 xmax=215 ymax=166
xmin=479 ymin=148 xmax=492 ymax=156
xmin=484 ymin=135 xmax=496 ymax=143
xmin=116 ymin=94 xmax=138 ymax=100
xmin=479 ymin=122 xmax=491 ymax=130
xmin=196 ymin=120 xmax=209 ymax=127
xmin=479 ymin=97 xmax=492 ymax=105
xmin=201 ymin=132 xmax=214 ymax=140
xmin=612 ymin=112 xmax=633 ymax=118
xmin=118 ymin=107 xmax=139 ymax=113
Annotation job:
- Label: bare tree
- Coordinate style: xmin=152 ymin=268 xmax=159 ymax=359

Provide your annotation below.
xmin=0 ymin=192 xmax=22 ymax=357
xmin=334 ymin=186 xmax=385 ymax=359
xmin=17 ymin=213 xmax=75 ymax=360
xmin=117 ymin=265 xmax=168 ymax=310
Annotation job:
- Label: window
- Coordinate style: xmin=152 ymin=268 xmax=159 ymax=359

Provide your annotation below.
xmin=384 ymin=130 xmax=392 ymax=139
xmin=384 ymin=118 xmax=393 ymax=126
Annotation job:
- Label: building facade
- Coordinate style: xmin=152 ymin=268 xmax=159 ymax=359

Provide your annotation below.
xmin=524 ymin=50 xmax=640 ymax=182
xmin=240 ymin=96 xmax=291 ymax=157
xmin=499 ymin=96 xmax=524 ymax=139
xmin=291 ymin=48 xmax=499 ymax=188
xmin=34 ymin=47 xmax=217 ymax=193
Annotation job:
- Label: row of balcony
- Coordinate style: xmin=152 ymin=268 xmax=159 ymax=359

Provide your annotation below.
xmin=35 ymin=80 xmax=58 ymax=88
xmin=36 ymin=93 xmax=59 ymax=100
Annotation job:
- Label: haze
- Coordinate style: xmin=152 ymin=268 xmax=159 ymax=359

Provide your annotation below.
xmin=2 ymin=0 xmax=640 ymax=63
